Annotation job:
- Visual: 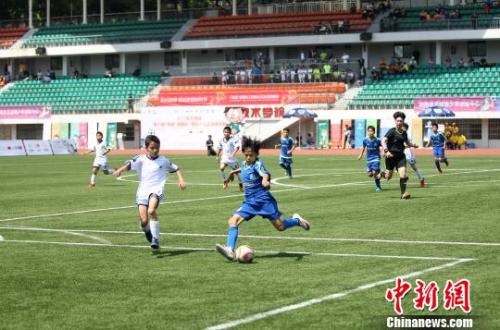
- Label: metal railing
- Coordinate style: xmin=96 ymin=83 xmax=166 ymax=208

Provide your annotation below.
xmin=378 ymin=16 xmax=500 ymax=32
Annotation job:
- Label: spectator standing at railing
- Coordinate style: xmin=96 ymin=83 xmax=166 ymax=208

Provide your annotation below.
xmin=471 ymin=13 xmax=479 ymax=29
xmin=221 ymin=68 xmax=228 ymax=85
xmin=342 ymin=52 xmax=350 ymax=64
xmin=246 ymin=67 xmax=253 ymax=84
xmin=323 ymin=63 xmax=332 ymax=81
xmin=280 ymin=67 xmax=286 ymax=83
xmin=298 ymin=66 xmax=306 ymax=83
xmin=307 ymin=66 xmax=313 ymax=82
xmin=313 ymin=66 xmax=322 ymax=82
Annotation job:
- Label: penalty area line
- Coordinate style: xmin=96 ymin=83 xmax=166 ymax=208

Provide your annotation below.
xmin=205 ymin=258 xmax=473 ymax=330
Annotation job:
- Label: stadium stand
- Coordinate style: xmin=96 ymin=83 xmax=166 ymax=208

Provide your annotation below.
xmin=185 ymin=11 xmax=371 ymax=38
xmin=349 ymin=65 xmax=500 ymax=109
xmin=0 ymin=27 xmax=29 ymax=48
xmin=0 ymin=74 xmax=160 ymax=113
xmin=381 ymin=3 xmax=500 ymax=32
xmin=22 ymin=18 xmax=187 ymax=48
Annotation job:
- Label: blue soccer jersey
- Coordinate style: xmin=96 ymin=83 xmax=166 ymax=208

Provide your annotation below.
xmin=363 ymin=137 xmax=382 ymax=164
xmin=241 ymin=158 xmax=272 ymax=200
xmin=280 ymin=137 xmax=295 ymax=159
xmin=430 ymin=132 xmax=446 ymax=149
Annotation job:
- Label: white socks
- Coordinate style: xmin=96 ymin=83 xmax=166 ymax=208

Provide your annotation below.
xmin=90 ymin=174 xmax=96 ymax=184
xmin=150 ymin=220 xmax=160 ymax=241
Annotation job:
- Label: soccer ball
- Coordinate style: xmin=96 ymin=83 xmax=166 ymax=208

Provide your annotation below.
xmin=235 ymin=245 xmax=254 ymax=263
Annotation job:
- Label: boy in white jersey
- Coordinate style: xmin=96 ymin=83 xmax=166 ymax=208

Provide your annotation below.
xmin=87 ymin=131 xmax=113 ymax=188
xmin=113 ymin=135 xmax=186 ymax=249
xmin=217 ymin=126 xmax=243 ymax=192
xmin=402 ymin=123 xmax=425 ymax=188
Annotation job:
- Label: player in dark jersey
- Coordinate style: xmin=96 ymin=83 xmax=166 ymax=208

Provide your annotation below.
xmin=379 ymin=112 xmax=419 ymax=199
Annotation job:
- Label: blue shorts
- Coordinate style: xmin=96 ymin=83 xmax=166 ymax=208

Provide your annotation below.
xmin=279 ymin=156 xmax=293 ymax=166
xmin=433 ymin=148 xmax=445 ymax=159
xmin=366 ymin=161 xmax=381 ymax=173
xmin=235 ymin=194 xmax=282 ymax=221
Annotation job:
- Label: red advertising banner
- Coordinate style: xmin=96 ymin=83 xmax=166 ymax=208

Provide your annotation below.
xmin=0 ymin=106 xmax=51 ymax=119
xmin=414 ymin=97 xmax=498 ymax=112
xmin=157 ymin=90 xmax=299 ymax=106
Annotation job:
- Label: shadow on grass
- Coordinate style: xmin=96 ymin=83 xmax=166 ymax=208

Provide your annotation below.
xmin=152 ymin=249 xmax=206 ymax=258
xmin=257 ymin=252 xmax=306 ymax=261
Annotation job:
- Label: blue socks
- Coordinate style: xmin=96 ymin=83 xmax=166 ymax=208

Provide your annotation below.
xmin=226 ymin=226 xmax=238 ymax=250
xmin=282 ymin=217 xmax=300 ymax=230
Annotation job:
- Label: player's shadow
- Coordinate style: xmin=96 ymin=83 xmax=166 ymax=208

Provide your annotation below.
xmin=152 ymin=249 xmax=204 ymax=258
xmin=257 ymin=252 xmax=306 ymax=261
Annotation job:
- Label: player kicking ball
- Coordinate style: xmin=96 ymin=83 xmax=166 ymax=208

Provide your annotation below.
xmin=425 ymin=122 xmax=449 ymax=174
xmin=357 ymin=125 xmax=383 ymax=192
xmin=215 ymin=136 xmax=311 ymax=261
xmin=402 ymin=123 xmax=425 ymax=187
xmin=87 ymin=131 xmax=114 ymax=188
xmin=217 ymin=126 xmax=243 ymax=192
xmin=378 ymin=112 xmax=419 ymax=199
xmin=113 ymin=135 xmax=187 ymax=250
xmin=275 ymin=128 xmax=296 ymax=178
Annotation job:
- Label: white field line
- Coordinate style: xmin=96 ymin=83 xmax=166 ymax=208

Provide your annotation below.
xmin=0 ymin=226 xmax=111 ymax=244
xmin=3 ymin=226 xmax=499 ymax=247
xmin=0 ymin=234 xmax=3 ymax=241
xmin=1 ymin=168 xmax=498 ymax=224
xmin=205 ymin=258 xmax=473 ymax=330
xmin=0 ymin=238 xmax=473 ymax=261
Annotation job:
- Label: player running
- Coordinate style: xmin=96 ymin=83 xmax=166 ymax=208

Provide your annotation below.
xmin=215 ymin=136 xmax=311 ymax=261
xmin=378 ymin=112 xmax=419 ymax=199
xmin=113 ymin=135 xmax=187 ymax=250
xmin=357 ymin=125 xmax=383 ymax=192
xmin=402 ymin=123 xmax=425 ymax=187
xmin=217 ymin=126 xmax=243 ymax=192
xmin=425 ymin=122 xmax=449 ymax=174
xmin=275 ymin=128 xmax=296 ymax=178
xmin=87 ymin=131 xmax=113 ymax=188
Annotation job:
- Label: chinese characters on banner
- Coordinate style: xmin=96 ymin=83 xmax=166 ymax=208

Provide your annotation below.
xmin=386 ymin=277 xmax=471 ymax=315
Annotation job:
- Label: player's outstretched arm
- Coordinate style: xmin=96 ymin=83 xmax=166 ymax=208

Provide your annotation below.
xmin=357 ymin=146 xmax=366 ymax=160
xmin=113 ymin=164 xmax=129 ymax=177
xmin=176 ymin=170 xmax=187 ymax=190
xmin=103 ymin=148 xmax=112 ymax=156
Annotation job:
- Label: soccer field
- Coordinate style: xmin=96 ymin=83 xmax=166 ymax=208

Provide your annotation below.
xmin=1 ymin=153 xmax=499 ymax=329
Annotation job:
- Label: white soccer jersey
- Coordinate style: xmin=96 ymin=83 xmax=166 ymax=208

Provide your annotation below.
xmin=92 ymin=141 xmax=109 ymax=165
xmin=128 ymin=154 xmax=179 ymax=203
xmin=218 ymin=136 xmax=240 ymax=163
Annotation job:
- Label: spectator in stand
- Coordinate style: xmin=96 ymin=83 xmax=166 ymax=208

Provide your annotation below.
xmin=312 ymin=66 xmax=322 ymax=82
xmin=346 ymin=69 xmax=356 ymax=85
xmin=298 ymin=66 xmax=306 ymax=83
xmin=221 ymin=68 xmax=228 ymax=85
xmin=483 ymin=2 xmax=491 ymax=15
xmin=211 ymin=72 xmax=218 ymax=85
xmin=246 ymin=66 xmax=253 ymax=84
xmin=307 ymin=66 xmax=313 ymax=82
xmin=444 ymin=56 xmax=452 ymax=68
xmin=342 ymin=52 xmax=350 ymax=63
xmin=104 ymin=68 xmax=114 ymax=78
xmin=37 ymin=70 xmax=43 ymax=80
xmin=480 ymin=57 xmax=488 ymax=67
xmin=332 ymin=69 xmax=341 ymax=82
xmin=323 ymin=62 xmax=332 ymax=81
xmin=409 ymin=56 xmax=417 ymax=69
xmin=359 ymin=66 xmax=366 ymax=85
xmin=401 ymin=62 xmax=410 ymax=73
xmin=132 ymin=65 xmax=141 ymax=77
xmin=471 ymin=13 xmax=479 ymax=29
xmin=457 ymin=57 xmax=465 ymax=68
xmin=371 ymin=67 xmax=382 ymax=80
xmin=320 ymin=50 xmax=329 ymax=62
xmin=280 ymin=67 xmax=286 ymax=83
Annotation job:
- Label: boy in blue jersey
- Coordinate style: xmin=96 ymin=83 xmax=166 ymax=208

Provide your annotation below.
xmin=216 ymin=136 xmax=311 ymax=261
xmin=357 ymin=125 xmax=383 ymax=192
xmin=275 ymin=128 xmax=296 ymax=178
xmin=425 ymin=122 xmax=449 ymax=174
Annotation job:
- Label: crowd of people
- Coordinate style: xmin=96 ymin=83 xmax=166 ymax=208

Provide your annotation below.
xmin=215 ymin=49 xmax=363 ymax=86
xmin=370 ymin=56 xmax=418 ymax=80
xmin=443 ymin=122 xmax=467 ymax=149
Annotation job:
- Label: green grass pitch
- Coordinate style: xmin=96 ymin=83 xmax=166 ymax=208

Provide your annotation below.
xmin=1 ymin=153 xmax=499 ymax=329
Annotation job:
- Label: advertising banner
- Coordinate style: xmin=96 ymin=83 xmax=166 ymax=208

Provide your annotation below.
xmin=0 ymin=140 xmax=26 ymax=156
xmin=316 ymin=120 xmax=330 ymax=149
xmin=50 ymin=140 xmax=75 ymax=155
xmin=78 ymin=123 xmax=88 ymax=149
xmin=0 ymin=106 xmax=51 ymax=119
xmin=414 ymin=97 xmax=498 ymax=113
xmin=106 ymin=123 xmax=118 ymax=149
xmin=156 ymin=90 xmax=300 ymax=106
xmin=23 ymin=140 xmax=53 ymax=155
xmin=141 ymin=106 xmax=227 ymax=150
xmin=354 ymin=119 xmax=366 ymax=148
xmin=59 ymin=123 xmax=69 ymax=140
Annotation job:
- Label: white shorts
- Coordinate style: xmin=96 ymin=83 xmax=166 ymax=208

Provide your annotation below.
xmin=220 ymin=160 xmax=239 ymax=170
xmin=93 ymin=160 xmax=109 ymax=171
xmin=136 ymin=189 xmax=165 ymax=206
